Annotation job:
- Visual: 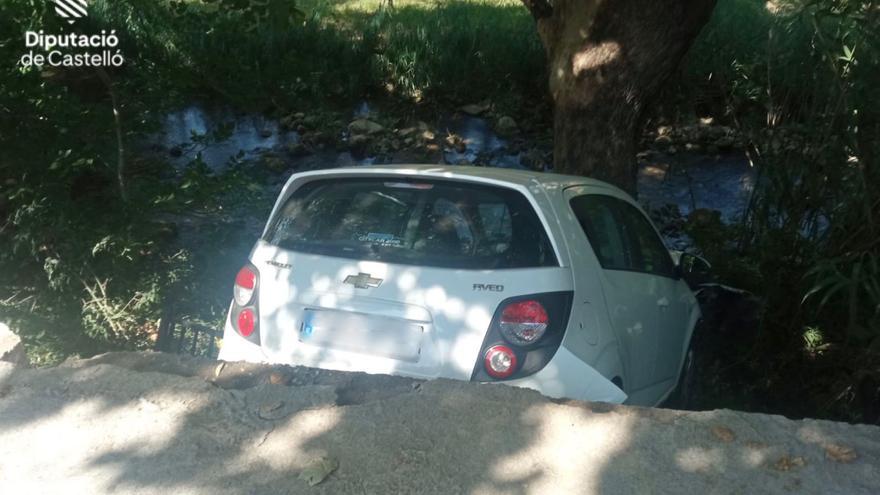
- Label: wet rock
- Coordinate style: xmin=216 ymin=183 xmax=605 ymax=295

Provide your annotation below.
xmin=279 ymin=114 xmax=297 ymax=130
xmin=444 ymin=133 xmax=466 ymax=153
xmin=420 ymin=130 xmax=436 ymax=142
xmin=287 ymin=142 xmax=310 ymax=157
xmin=685 ymin=143 xmax=702 ymax=152
xmin=348 ymin=119 xmax=384 ymax=136
xmin=495 ymin=116 xmax=518 ymax=137
xmin=263 ymin=155 xmax=287 ymax=173
xmin=0 ymin=323 xmax=28 ymax=367
xmin=302 ymin=115 xmax=320 ymax=129
xmin=398 ymin=126 xmax=418 ymax=138
xmin=654 ymin=135 xmax=673 ymax=146
xmin=349 ymin=134 xmax=371 ymax=159
xmin=283 ymin=116 xmax=307 ymax=132
xmin=459 ymin=102 xmax=490 ymax=116
xmin=520 ymin=148 xmax=548 ymax=171
xmin=716 ymin=136 xmax=735 ymax=150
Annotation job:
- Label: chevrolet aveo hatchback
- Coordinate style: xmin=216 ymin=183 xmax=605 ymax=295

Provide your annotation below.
xmin=218 ymin=165 xmax=701 ymax=406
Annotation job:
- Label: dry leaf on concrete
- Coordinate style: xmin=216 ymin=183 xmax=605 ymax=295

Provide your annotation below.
xmin=711 ymin=425 xmax=736 ymax=443
xmin=825 ymin=444 xmax=858 ymax=463
xmin=773 ymin=455 xmax=806 ymax=471
xmin=299 ymin=456 xmax=339 ymax=486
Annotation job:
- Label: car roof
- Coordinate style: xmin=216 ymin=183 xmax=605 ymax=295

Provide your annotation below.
xmin=302 ymin=164 xmax=623 ymax=194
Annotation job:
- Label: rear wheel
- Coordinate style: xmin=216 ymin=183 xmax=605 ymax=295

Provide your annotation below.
xmin=666 ymin=335 xmax=700 ymax=409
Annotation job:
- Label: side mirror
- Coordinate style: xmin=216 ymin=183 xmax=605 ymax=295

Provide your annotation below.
xmin=676 ymin=252 xmax=713 ymax=288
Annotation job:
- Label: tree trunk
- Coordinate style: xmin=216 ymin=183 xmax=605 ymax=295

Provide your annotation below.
xmin=522 ymin=0 xmax=716 ymax=195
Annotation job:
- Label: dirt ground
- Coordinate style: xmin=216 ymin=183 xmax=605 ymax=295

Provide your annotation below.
xmin=1 ymin=352 xmax=878 ymax=494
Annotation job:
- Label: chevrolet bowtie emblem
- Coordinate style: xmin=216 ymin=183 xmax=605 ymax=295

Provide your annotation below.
xmin=343 ymin=272 xmax=383 ymax=289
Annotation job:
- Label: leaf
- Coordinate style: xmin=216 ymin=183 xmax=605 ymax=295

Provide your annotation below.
xmin=298 ymin=456 xmax=338 ymax=486
xmin=710 ymin=425 xmax=736 ymax=443
xmin=825 ymin=444 xmax=857 ymax=463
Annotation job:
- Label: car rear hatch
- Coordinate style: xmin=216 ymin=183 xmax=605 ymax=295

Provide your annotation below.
xmin=248 ymin=176 xmax=572 ymax=380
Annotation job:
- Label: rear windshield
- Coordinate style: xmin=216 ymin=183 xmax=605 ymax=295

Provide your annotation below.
xmin=264 ymin=177 xmax=558 ymax=269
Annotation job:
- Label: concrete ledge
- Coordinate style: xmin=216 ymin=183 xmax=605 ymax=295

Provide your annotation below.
xmin=0 ymin=351 xmax=878 ymax=494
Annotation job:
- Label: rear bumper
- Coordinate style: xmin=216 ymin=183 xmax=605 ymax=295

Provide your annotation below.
xmin=500 ymin=347 xmax=628 ymax=404
xmin=217 ymin=319 xmax=268 ymax=364
xmin=218 ymin=320 xmax=626 ymax=404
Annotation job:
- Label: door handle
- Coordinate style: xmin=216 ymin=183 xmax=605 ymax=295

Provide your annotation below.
xmin=657 ymin=297 xmax=670 ymax=309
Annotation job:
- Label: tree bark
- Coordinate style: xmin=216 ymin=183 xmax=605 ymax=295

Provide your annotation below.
xmin=522 ymin=0 xmax=716 ymax=195
xmin=95 ymin=68 xmax=127 ymax=202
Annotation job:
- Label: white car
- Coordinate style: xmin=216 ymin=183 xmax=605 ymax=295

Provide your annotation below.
xmin=218 ymin=165 xmax=702 ymax=406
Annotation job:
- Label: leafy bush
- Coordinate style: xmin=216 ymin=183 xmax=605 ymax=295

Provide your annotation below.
xmin=679 ymin=0 xmax=879 ymax=421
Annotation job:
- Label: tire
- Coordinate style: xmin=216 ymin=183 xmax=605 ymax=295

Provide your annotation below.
xmin=666 ymin=341 xmax=699 ymax=410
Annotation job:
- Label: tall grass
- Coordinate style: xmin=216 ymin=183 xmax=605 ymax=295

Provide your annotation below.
xmin=678 ymin=0 xmax=880 ymax=421
xmin=88 ymin=0 xmax=544 ymax=110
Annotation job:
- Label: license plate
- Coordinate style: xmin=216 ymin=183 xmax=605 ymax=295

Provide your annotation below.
xmin=299 ymin=309 xmax=423 ymax=362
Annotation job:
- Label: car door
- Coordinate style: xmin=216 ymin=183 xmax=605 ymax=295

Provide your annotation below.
xmin=567 ymin=193 xmax=661 ymax=393
xmin=567 ymin=192 xmax=686 ymax=397
xmin=612 ymin=200 xmax=689 ymax=384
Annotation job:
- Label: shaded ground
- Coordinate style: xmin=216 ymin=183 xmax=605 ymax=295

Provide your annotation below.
xmin=1 ymin=352 xmax=878 ymax=494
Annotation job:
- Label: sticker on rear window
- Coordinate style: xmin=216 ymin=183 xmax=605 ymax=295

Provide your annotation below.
xmin=358 ymin=232 xmax=403 ymax=247
xmin=384 ymin=182 xmax=434 ymax=190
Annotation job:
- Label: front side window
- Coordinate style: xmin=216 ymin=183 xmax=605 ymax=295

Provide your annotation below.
xmin=569 ymin=194 xmax=675 ymax=277
xmin=265 ymin=178 xmax=558 ymax=269
xmin=616 ymin=201 xmax=676 ymax=277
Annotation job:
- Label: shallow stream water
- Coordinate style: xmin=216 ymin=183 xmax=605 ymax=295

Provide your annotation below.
xmin=156 ymin=104 xmax=756 ymax=230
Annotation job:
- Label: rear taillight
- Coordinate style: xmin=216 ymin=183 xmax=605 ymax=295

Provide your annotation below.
xmin=231 ymin=264 xmax=260 ymax=342
xmin=234 ymin=266 xmax=257 ymax=306
xmin=484 ymin=345 xmax=517 ymax=378
xmin=499 ymin=300 xmax=549 ymax=345
xmin=237 ymin=308 xmax=256 ymax=337
xmin=471 ymin=292 xmax=573 ymax=383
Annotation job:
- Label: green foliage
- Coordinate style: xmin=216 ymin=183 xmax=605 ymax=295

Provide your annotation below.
xmin=81 ymin=0 xmax=542 ymax=110
xmin=0 ymin=0 xmax=273 ymax=363
xmin=680 ymin=0 xmax=879 ymax=421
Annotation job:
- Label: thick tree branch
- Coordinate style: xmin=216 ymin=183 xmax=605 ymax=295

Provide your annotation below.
xmin=521 ymin=0 xmax=553 ymax=20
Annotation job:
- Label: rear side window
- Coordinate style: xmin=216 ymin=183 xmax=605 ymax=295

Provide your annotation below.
xmin=569 ymin=195 xmax=675 ymax=277
xmin=265 ymin=178 xmax=558 ymax=269
xmin=569 ymin=196 xmax=631 ymax=270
